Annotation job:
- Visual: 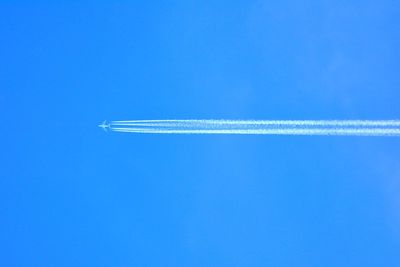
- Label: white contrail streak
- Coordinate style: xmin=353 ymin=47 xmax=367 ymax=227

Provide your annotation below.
xmin=104 ymin=120 xmax=400 ymax=136
xmin=111 ymin=119 xmax=400 ymax=126
xmin=111 ymin=127 xmax=400 ymax=136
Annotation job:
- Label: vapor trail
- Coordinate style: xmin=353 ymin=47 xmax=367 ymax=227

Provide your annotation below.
xmin=111 ymin=127 xmax=400 ymax=136
xmin=111 ymin=119 xmax=400 ymax=126
xmin=101 ymin=119 xmax=400 ymax=136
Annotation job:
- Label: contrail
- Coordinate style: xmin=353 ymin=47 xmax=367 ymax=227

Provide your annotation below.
xmin=100 ymin=120 xmax=400 ymax=136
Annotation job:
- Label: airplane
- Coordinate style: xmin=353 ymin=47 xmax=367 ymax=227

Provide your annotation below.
xmin=98 ymin=120 xmax=110 ymax=131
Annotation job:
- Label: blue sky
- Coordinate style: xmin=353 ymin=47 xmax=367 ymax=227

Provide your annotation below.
xmin=1 ymin=1 xmax=400 ymax=266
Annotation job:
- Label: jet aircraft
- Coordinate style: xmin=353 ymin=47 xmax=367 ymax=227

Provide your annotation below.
xmin=98 ymin=120 xmax=110 ymax=131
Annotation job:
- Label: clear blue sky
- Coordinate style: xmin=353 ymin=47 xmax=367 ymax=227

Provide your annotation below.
xmin=1 ymin=1 xmax=400 ymax=266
